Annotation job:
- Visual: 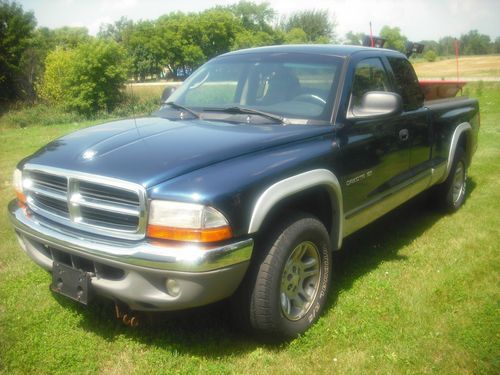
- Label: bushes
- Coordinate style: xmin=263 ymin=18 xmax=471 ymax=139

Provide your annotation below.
xmin=424 ymin=50 xmax=437 ymax=62
xmin=37 ymin=40 xmax=129 ymax=115
xmin=111 ymin=86 xmax=162 ymax=118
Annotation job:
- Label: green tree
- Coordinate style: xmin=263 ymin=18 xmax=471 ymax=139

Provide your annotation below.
xmin=344 ymin=31 xmax=364 ymax=45
xmin=125 ymin=20 xmax=167 ymax=81
xmin=379 ymin=25 xmax=407 ymax=52
xmin=51 ymin=26 xmax=90 ymax=49
xmin=198 ymin=9 xmax=240 ymax=58
xmin=233 ymin=29 xmax=274 ymax=49
xmin=493 ymin=37 xmax=500 ymax=54
xmin=38 ymin=40 xmax=129 ymax=115
xmin=18 ymin=26 xmax=91 ymax=99
xmin=423 ymin=50 xmax=437 ymax=62
xmin=226 ymin=1 xmax=275 ymax=33
xmin=223 ymin=2 xmax=278 ymax=50
xmin=98 ymin=17 xmax=133 ymax=43
xmin=283 ymin=10 xmax=336 ymax=43
xmin=17 ymin=27 xmax=57 ymax=100
xmin=36 ymin=47 xmax=74 ymax=104
xmin=437 ymin=36 xmax=456 ymax=56
xmin=0 ymin=0 xmax=36 ymax=101
xmin=460 ymin=29 xmax=491 ymax=55
xmin=155 ymin=10 xmax=241 ymax=78
xmin=418 ymin=40 xmax=439 ymax=53
xmin=284 ymin=28 xmax=308 ymax=44
xmin=156 ymin=13 xmax=205 ymax=79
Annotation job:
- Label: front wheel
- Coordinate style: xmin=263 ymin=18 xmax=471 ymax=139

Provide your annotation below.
xmin=233 ymin=213 xmax=332 ymax=339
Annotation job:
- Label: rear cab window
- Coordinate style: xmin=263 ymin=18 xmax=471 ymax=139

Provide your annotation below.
xmin=386 ymin=57 xmax=424 ymax=111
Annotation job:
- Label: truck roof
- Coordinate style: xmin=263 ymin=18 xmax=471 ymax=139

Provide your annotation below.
xmin=222 ymin=44 xmax=406 ymax=59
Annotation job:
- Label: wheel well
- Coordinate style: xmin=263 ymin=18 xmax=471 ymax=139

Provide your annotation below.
xmin=254 ymin=186 xmax=336 ymax=249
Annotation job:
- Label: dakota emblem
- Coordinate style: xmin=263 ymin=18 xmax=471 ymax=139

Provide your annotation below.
xmin=346 ymin=170 xmax=373 ymax=186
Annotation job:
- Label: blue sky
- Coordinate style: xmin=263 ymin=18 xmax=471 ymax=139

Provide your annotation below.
xmin=18 ymin=0 xmax=500 ymax=41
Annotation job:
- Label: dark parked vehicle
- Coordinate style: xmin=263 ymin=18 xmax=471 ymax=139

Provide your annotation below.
xmin=9 ymin=45 xmax=479 ymax=338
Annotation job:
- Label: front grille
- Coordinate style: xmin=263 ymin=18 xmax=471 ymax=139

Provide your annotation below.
xmin=23 ymin=164 xmax=147 ymax=240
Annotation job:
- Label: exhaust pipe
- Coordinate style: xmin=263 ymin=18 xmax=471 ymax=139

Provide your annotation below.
xmin=122 ymin=313 xmax=139 ymax=327
xmin=115 ymin=303 xmax=140 ymax=327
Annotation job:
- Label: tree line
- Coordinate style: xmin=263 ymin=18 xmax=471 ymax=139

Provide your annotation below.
xmin=345 ymin=26 xmax=500 ymax=62
xmin=1 ymin=0 xmax=498 ymax=114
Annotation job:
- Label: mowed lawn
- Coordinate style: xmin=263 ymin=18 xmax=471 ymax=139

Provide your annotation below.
xmin=413 ymin=55 xmax=500 ymax=78
xmin=0 ymin=83 xmax=499 ymax=374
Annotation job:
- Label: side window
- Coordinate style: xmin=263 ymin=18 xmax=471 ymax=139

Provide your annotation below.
xmin=387 ymin=57 xmax=424 ymax=111
xmin=351 ymin=58 xmax=390 ymax=107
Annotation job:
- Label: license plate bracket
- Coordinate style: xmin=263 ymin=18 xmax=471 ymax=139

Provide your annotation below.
xmin=50 ymin=262 xmax=93 ymax=305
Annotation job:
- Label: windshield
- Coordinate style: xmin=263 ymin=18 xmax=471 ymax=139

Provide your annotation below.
xmin=166 ymin=52 xmax=343 ymax=122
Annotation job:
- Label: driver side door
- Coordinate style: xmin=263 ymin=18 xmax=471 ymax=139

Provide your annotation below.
xmin=336 ymin=57 xmax=411 ymax=236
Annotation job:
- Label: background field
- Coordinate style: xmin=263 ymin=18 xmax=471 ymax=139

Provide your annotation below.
xmin=413 ymin=55 xmax=500 ymax=79
xmin=0 ymin=82 xmax=498 ymax=374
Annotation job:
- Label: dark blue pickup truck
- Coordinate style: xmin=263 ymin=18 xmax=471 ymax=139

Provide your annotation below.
xmin=9 ymin=45 xmax=479 ymax=338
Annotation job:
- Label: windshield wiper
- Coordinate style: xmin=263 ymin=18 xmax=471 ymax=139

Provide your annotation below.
xmin=164 ymin=102 xmax=200 ymax=119
xmin=203 ymin=106 xmax=285 ymax=124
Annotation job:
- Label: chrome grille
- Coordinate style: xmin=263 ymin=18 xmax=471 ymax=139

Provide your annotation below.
xmin=23 ymin=164 xmax=147 ymax=240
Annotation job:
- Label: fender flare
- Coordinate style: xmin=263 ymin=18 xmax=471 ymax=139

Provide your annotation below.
xmin=248 ymin=169 xmax=344 ymax=250
xmin=439 ymin=122 xmax=471 ymax=183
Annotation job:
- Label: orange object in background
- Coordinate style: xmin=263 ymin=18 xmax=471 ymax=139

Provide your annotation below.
xmin=419 ymin=80 xmax=467 ymax=101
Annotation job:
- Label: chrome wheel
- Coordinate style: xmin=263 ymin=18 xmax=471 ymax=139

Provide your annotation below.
xmin=452 ymin=160 xmax=466 ymax=204
xmin=280 ymin=241 xmax=321 ymax=321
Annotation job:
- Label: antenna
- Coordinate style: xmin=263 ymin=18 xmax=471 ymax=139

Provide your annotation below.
xmin=369 ymin=22 xmax=374 ymax=47
xmin=128 ymin=81 xmax=140 ymax=135
xmin=454 ymin=38 xmax=461 ymax=94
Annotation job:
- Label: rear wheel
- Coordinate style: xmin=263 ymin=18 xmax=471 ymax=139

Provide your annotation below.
xmin=232 ymin=213 xmax=332 ymax=339
xmin=431 ymin=147 xmax=467 ymax=212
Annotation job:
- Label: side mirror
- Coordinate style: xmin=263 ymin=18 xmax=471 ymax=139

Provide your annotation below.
xmin=161 ymin=86 xmax=177 ymax=103
xmin=348 ymin=91 xmax=402 ymax=119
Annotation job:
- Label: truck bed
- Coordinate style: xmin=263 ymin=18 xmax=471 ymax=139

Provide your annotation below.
xmin=424 ymin=95 xmax=475 ymax=109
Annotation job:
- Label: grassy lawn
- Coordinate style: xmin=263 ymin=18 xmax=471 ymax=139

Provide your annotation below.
xmin=413 ymin=55 xmax=500 ymax=78
xmin=0 ymin=83 xmax=499 ymax=374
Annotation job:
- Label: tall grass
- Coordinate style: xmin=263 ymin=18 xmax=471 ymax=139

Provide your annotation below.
xmin=0 ymin=84 xmax=169 ymax=129
xmin=0 ymin=104 xmax=85 ymax=129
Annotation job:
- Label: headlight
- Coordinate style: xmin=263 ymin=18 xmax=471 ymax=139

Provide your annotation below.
xmin=147 ymin=200 xmax=232 ymax=242
xmin=12 ymin=169 xmax=27 ymax=205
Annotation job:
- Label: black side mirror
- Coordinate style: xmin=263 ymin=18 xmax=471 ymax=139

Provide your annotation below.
xmin=348 ymin=91 xmax=403 ymax=119
xmin=161 ymin=86 xmax=177 ymax=103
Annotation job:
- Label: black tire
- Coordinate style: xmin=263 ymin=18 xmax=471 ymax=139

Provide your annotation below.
xmin=430 ymin=146 xmax=468 ymax=213
xmin=232 ymin=213 xmax=332 ymax=339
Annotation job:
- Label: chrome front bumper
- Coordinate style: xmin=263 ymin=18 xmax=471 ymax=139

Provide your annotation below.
xmin=9 ymin=200 xmax=253 ymax=311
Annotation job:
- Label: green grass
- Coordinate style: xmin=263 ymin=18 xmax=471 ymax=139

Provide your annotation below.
xmin=0 ymin=83 xmax=499 ymax=374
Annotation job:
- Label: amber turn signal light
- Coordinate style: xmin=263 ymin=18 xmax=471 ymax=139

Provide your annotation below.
xmin=147 ymin=225 xmax=232 ymax=243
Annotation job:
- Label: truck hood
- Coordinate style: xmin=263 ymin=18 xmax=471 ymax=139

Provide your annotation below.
xmin=23 ymin=117 xmax=332 ymax=188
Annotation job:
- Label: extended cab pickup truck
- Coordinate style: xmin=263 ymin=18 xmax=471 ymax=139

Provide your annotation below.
xmin=9 ymin=45 xmax=479 ymax=338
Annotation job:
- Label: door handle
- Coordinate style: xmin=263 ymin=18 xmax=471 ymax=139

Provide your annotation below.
xmin=399 ymin=129 xmax=409 ymax=141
